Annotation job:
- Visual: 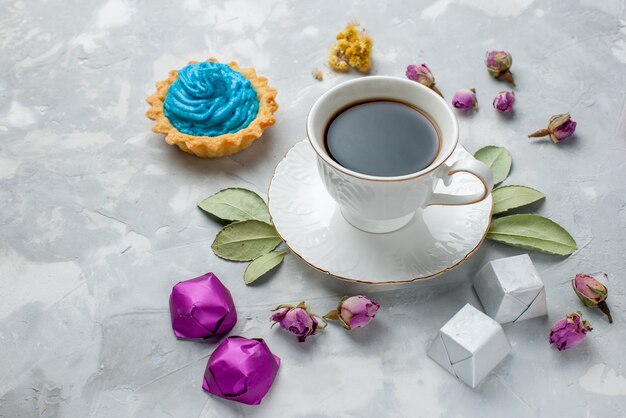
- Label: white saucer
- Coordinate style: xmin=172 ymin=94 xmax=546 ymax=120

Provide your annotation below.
xmin=268 ymin=141 xmax=493 ymax=284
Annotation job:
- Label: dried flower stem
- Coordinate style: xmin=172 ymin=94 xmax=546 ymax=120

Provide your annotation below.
xmin=528 ymin=129 xmax=550 ymax=138
xmin=501 ymin=70 xmax=515 ymax=86
xmin=598 ymin=301 xmax=613 ymax=323
xmin=323 ymin=309 xmax=339 ymax=320
xmin=431 ymin=85 xmax=444 ymax=98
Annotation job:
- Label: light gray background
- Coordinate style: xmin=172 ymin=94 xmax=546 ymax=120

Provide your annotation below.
xmin=1 ymin=0 xmax=625 ymax=417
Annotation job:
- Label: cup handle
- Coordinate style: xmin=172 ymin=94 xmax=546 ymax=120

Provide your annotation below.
xmin=424 ymin=158 xmax=494 ymax=206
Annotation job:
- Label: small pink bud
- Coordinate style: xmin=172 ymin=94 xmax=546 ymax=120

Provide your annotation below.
xmin=406 ymin=64 xmax=443 ymax=97
xmin=573 ymin=273 xmax=612 ymax=323
xmin=325 ymin=295 xmax=380 ymax=330
xmin=548 ymin=113 xmax=577 ymax=141
xmin=492 ymin=91 xmax=515 ymax=113
xmin=271 ymin=301 xmax=326 ymax=342
xmin=485 ymin=50 xmax=515 ymax=85
xmin=406 ymin=64 xmax=434 ymax=86
xmin=528 ymin=113 xmax=577 ymax=143
xmin=452 ymin=88 xmax=477 ymax=110
xmin=549 ymin=311 xmax=592 ymax=351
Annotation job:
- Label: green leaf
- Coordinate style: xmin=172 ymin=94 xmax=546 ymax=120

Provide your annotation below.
xmin=474 ymin=146 xmax=512 ymax=184
xmin=487 ymin=214 xmax=577 ymax=255
xmin=244 ymin=251 xmax=287 ymax=284
xmin=212 ymin=220 xmax=282 ymax=261
xmin=198 ymin=188 xmax=270 ymax=223
xmin=492 ymin=185 xmax=545 ymax=215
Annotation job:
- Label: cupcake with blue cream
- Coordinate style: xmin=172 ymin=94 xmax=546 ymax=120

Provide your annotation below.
xmin=147 ymin=59 xmax=278 ymax=157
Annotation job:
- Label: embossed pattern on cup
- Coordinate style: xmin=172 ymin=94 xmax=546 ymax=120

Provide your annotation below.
xmin=307 ymin=76 xmax=493 ymax=233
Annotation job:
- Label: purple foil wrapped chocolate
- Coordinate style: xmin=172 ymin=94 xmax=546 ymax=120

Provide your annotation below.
xmin=169 ymin=272 xmax=237 ymax=339
xmin=202 ymin=336 xmax=280 ymax=405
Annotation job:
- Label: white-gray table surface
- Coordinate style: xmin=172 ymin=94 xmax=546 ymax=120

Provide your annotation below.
xmin=1 ymin=0 xmax=625 ymax=417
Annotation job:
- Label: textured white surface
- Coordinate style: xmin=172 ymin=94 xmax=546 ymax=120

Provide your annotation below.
xmin=269 ymin=141 xmax=491 ymax=283
xmin=1 ymin=0 xmax=626 ymax=417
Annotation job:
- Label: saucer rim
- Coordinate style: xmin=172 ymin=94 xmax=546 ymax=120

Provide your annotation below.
xmin=267 ymin=140 xmax=493 ymax=285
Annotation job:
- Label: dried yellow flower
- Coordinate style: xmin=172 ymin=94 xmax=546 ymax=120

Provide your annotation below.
xmin=328 ymin=45 xmax=350 ymax=72
xmin=337 ymin=24 xmax=359 ymax=43
xmin=346 ymin=37 xmax=373 ymax=73
xmin=312 ymin=69 xmax=324 ymax=81
xmin=328 ymin=24 xmax=373 ymax=73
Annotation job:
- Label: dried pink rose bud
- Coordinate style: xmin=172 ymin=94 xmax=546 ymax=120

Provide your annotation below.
xmin=324 ymin=295 xmax=380 ymax=330
xmin=549 ymin=311 xmax=592 ymax=351
xmin=271 ymin=301 xmax=326 ymax=342
xmin=528 ymin=113 xmax=577 ymax=143
xmin=406 ymin=64 xmax=443 ymax=97
xmin=573 ymin=273 xmax=612 ymax=323
xmin=549 ymin=113 xmax=577 ymax=141
xmin=485 ymin=50 xmax=515 ymax=86
xmin=452 ymin=88 xmax=477 ymax=110
xmin=492 ymin=91 xmax=515 ymax=113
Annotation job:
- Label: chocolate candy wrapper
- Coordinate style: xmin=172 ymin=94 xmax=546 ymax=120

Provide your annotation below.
xmin=203 ymin=336 xmax=280 ymax=405
xmin=472 ymin=254 xmax=547 ymax=324
xmin=169 ymin=272 xmax=237 ymax=339
xmin=427 ymin=304 xmax=511 ymax=388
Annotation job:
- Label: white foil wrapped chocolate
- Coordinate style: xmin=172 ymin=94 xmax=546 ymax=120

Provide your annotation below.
xmin=472 ymin=254 xmax=547 ymax=324
xmin=427 ymin=304 xmax=511 ymax=388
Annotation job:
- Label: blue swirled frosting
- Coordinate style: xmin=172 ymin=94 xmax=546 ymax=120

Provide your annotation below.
xmin=164 ymin=62 xmax=259 ymax=137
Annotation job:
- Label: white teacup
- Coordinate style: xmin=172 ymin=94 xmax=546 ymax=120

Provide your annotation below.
xmin=306 ymin=76 xmax=494 ymax=234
